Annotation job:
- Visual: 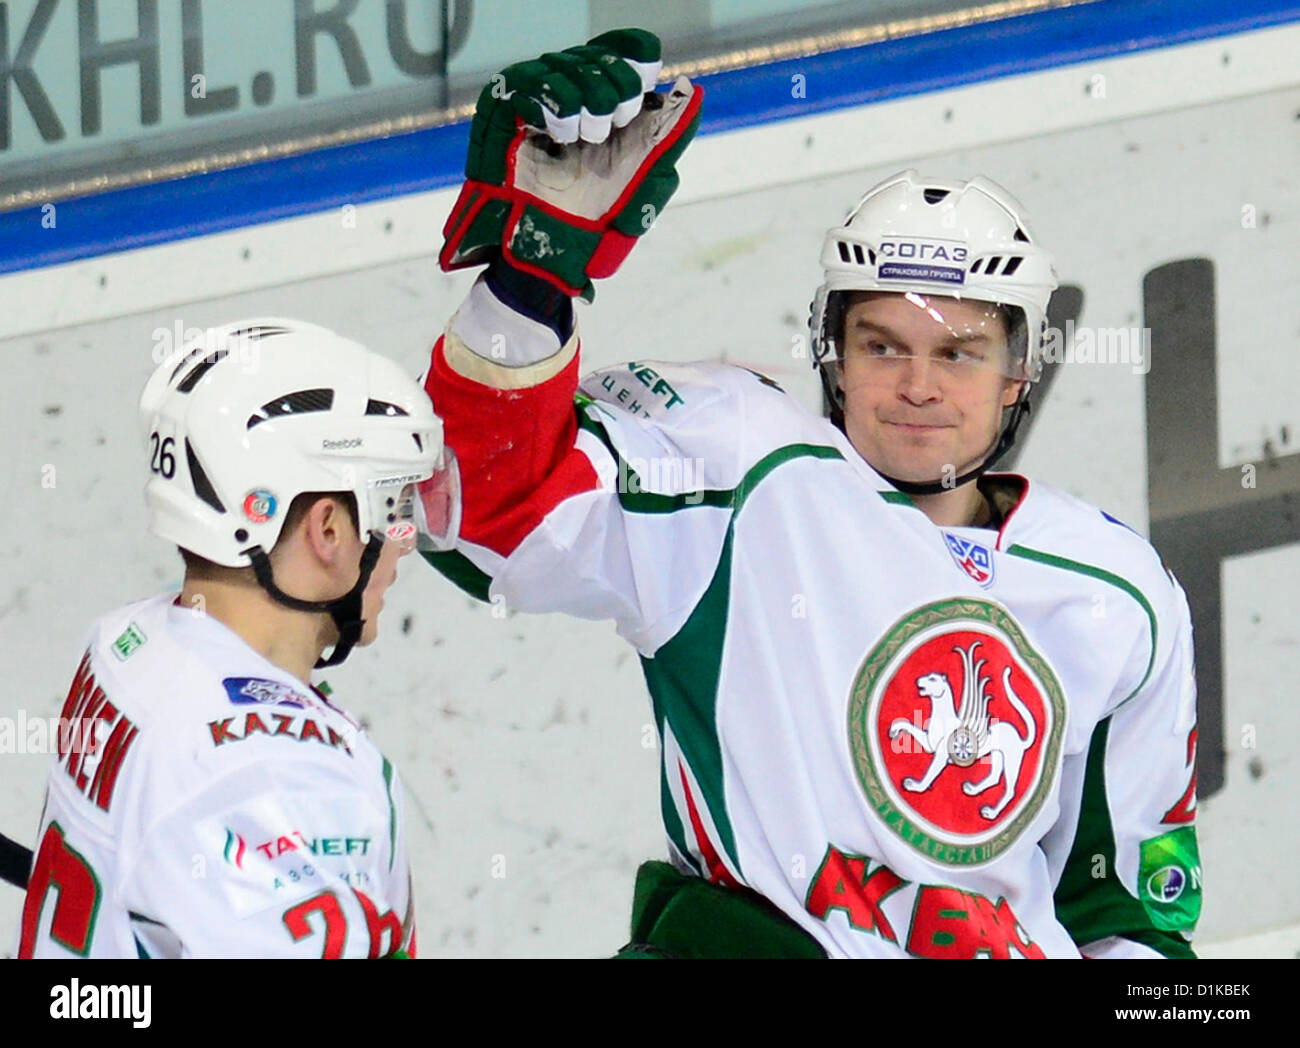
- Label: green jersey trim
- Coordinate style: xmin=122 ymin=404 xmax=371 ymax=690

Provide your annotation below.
xmin=1052 ymin=717 xmax=1197 ymax=959
xmin=576 ymin=407 xmax=846 ymax=515
xmin=421 ymin=549 xmax=493 ymax=603
xmin=641 ymin=532 xmax=739 ymax=873
xmin=1005 ymin=543 xmax=1157 ymax=707
xmin=382 ymin=757 xmax=398 ymax=873
xmin=879 ymin=490 xmax=915 ymax=507
xmin=638 ymin=440 xmax=845 ymax=881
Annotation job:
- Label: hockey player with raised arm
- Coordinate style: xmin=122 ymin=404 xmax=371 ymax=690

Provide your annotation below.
xmin=17 ymin=321 xmax=460 ymax=958
xmin=424 ymin=30 xmax=1201 ymax=958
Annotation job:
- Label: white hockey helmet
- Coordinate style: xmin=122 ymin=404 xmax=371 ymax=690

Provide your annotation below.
xmin=811 ymin=169 xmax=1057 ymax=378
xmin=139 ymin=318 xmax=460 ymax=568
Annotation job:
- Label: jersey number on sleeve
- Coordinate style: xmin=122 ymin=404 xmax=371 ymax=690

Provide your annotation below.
xmin=18 ymin=822 xmax=103 ymax=958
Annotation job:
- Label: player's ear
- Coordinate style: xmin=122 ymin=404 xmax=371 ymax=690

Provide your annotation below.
xmin=1001 ymin=377 xmax=1024 ymax=409
xmin=279 ymin=496 xmax=338 ymax=567
xmin=312 ymin=497 xmax=356 ymax=559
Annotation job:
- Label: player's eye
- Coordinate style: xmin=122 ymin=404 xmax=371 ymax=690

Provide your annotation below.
xmin=865 ymin=341 xmax=901 ymax=357
xmin=939 ymin=345 xmax=983 ymax=364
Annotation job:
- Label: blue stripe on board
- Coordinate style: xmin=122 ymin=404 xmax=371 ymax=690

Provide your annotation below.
xmin=1 ymin=0 xmax=1296 ymax=275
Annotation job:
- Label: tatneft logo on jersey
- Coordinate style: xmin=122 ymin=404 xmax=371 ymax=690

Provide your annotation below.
xmin=877 ymin=238 xmax=967 ymax=286
xmin=223 ymin=828 xmax=371 ymax=868
xmin=848 ymin=598 xmax=1065 ymax=866
xmin=943 ymin=533 xmax=995 ymax=587
xmin=222 ymin=828 xmax=374 ymax=894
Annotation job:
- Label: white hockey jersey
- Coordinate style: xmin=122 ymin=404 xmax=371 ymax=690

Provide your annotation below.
xmin=17 ymin=594 xmax=415 ymax=959
xmin=422 ymin=281 xmax=1202 ymax=959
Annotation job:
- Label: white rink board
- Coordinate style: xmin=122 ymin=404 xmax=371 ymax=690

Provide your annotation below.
xmin=1 ymin=36 xmax=1298 ymax=957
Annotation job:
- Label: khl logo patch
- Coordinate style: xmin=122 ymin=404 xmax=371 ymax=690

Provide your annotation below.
xmin=943 ymin=532 xmax=995 ymax=587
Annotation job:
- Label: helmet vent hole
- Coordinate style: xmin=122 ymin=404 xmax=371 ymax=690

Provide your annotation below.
xmin=1002 ymin=256 xmax=1023 ymax=276
xmin=1014 ymin=227 xmax=1030 ymax=242
xmin=247 ymin=388 xmax=335 ymax=429
xmin=923 ymin=188 xmax=950 ymax=204
xmin=852 ymin=245 xmax=866 ymax=266
xmin=836 ymin=241 xmax=851 ymax=263
xmin=366 ymin=399 xmax=409 ymax=417
xmin=970 ymin=258 xmax=984 ymax=274
xmin=987 ymin=256 xmax=1002 ymax=274
xmin=176 ymin=351 xmax=228 ymax=393
xmin=228 ymin=324 xmax=290 ymax=341
xmin=413 ymin=433 xmax=424 ymax=452
xmin=185 ymin=439 xmax=226 ymax=514
xmin=169 ymin=345 xmax=207 ymax=382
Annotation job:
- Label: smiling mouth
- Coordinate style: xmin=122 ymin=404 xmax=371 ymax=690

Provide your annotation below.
xmin=885 ymin=421 xmax=953 ymax=432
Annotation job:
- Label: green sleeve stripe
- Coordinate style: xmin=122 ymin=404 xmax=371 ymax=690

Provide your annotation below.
xmin=577 ymin=403 xmax=843 ymax=516
xmin=1005 ymin=543 xmax=1157 ymax=706
xmin=732 ymin=443 xmax=843 ymax=514
xmin=575 ymin=407 xmax=733 ymax=513
xmin=382 ymin=756 xmax=398 ymax=873
xmin=1053 ymin=717 xmax=1196 ymax=959
xmin=420 ymin=549 xmax=493 ymax=603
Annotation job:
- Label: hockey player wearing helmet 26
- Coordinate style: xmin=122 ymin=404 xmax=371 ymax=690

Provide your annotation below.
xmin=16 ymin=320 xmax=459 ymax=958
xmin=138 ymin=318 xmax=461 ymax=672
xmin=423 ymin=30 xmax=1201 ymax=959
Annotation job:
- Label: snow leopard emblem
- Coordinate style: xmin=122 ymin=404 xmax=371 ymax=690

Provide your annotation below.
xmin=848 ymin=598 xmax=1065 ymax=866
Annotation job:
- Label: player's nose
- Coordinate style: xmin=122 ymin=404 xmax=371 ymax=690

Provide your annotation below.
xmin=897 ymin=356 xmax=942 ymax=402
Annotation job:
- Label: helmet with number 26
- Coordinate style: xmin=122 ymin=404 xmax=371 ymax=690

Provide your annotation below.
xmin=138 ymin=318 xmax=461 ymax=665
xmin=810 ymin=170 xmax=1059 ymax=495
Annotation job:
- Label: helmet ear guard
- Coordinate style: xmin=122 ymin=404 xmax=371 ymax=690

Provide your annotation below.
xmin=808 ymin=170 xmax=1057 ymax=496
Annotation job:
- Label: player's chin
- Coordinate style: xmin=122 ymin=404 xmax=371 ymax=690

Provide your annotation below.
xmin=873 ymin=444 xmax=960 ymax=484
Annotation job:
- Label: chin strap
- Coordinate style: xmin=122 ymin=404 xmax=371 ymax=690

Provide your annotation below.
xmin=245 ymin=535 xmax=385 ymax=669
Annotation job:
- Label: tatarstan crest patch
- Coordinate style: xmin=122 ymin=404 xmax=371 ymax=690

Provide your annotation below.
xmin=848 ymin=598 xmax=1065 ymax=866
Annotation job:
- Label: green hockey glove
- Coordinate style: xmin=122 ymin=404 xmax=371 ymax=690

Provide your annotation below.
xmin=439 ymin=28 xmax=703 ymax=301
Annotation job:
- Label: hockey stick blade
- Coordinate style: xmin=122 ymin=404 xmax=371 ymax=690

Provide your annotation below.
xmin=1 ymin=832 xmax=32 ymax=890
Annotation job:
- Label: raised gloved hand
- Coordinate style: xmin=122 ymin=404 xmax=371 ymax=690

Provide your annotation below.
xmin=439 ymin=28 xmax=702 ymax=301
